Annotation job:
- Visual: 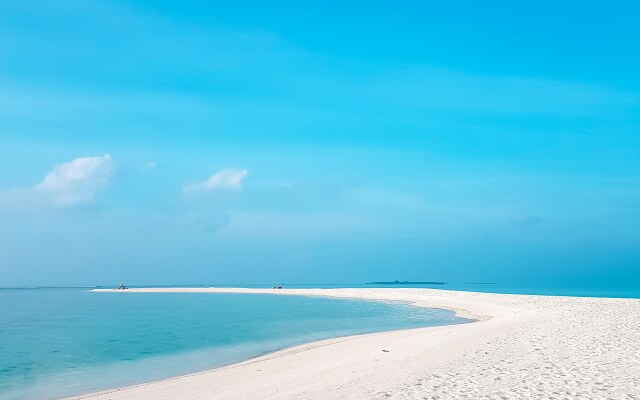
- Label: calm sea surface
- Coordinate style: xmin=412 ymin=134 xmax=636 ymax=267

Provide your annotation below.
xmin=0 ymin=289 xmax=468 ymax=400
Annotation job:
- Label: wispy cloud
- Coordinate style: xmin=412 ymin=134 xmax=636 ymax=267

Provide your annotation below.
xmin=183 ymin=168 xmax=248 ymax=193
xmin=0 ymin=154 xmax=113 ymax=210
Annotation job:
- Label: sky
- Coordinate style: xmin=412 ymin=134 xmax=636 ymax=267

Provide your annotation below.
xmin=0 ymin=0 xmax=639 ymax=287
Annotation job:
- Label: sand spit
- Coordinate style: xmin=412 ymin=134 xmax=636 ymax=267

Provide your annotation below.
xmin=72 ymin=287 xmax=640 ymax=399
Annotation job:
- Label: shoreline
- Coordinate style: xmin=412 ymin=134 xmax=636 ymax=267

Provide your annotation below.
xmin=91 ymin=287 xmax=495 ymax=321
xmin=70 ymin=287 xmax=640 ymax=399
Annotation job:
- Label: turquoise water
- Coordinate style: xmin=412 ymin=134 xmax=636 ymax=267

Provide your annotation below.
xmin=0 ymin=289 xmax=467 ymax=400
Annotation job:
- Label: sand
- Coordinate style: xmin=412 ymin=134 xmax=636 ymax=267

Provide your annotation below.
xmin=72 ymin=287 xmax=640 ymax=399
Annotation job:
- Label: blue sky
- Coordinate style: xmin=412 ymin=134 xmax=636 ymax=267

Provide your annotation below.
xmin=1 ymin=1 xmax=639 ymax=287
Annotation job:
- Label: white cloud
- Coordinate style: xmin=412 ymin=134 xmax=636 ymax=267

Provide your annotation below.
xmin=184 ymin=168 xmax=248 ymax=193
xmin=0 ymin=154 xmax=113 ymax=210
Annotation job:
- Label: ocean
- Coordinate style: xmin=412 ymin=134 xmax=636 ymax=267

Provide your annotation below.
xmin=0 ymin=288 xmax=468 ymax=400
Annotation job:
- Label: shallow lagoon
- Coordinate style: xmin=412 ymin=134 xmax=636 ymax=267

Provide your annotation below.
xmin=0 ymin=288 xmax=467 ymax=400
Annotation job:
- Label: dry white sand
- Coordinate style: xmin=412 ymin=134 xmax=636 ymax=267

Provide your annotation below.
xmin=72 ymin=287 xmax=640 ymax=399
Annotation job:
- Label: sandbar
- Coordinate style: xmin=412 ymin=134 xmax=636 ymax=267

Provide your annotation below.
xmin=69 ymin=287 xmax=640 ymax=399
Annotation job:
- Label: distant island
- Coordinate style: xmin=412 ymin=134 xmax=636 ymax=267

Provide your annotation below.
xmin=366 ymin=280 xmax=446 ymax=285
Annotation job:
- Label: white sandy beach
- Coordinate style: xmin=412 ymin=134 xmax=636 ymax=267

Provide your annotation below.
xmin=73 ymin=288 xmax=640 ymax=399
